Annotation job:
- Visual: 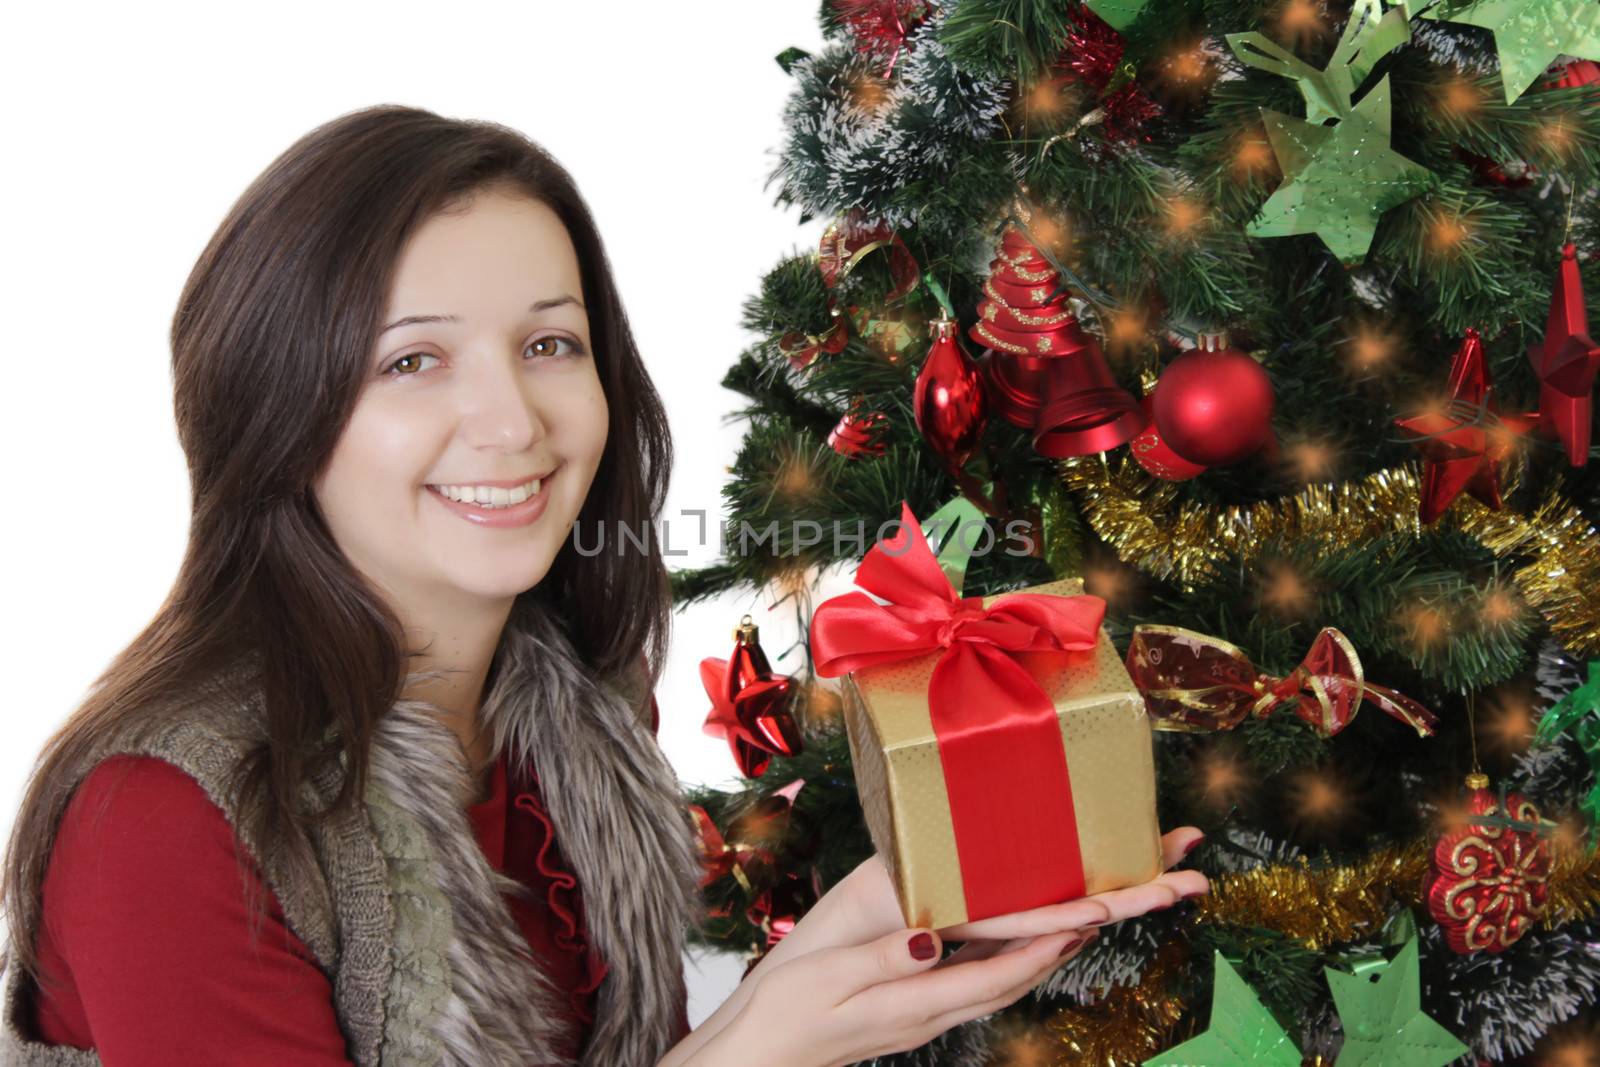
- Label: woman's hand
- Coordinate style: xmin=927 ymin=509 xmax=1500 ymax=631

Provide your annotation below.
xmin=661 ymin=827 xmax=1208 ymax=1067
xmin=699 ymin=921 xmax=1092 ymax=1067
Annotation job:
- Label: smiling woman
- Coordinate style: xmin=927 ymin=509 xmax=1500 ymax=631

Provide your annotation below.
xmin=0 ymin=104 xmax=701 ymax=1067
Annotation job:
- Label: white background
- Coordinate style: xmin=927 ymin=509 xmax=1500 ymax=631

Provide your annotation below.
xmin=0 ymin=0 xmax=857 ymax=1027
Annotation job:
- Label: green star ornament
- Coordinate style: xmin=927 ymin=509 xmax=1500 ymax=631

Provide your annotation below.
xmin=1085 ymin=0 xmax=1152 ymax=32
xmin=1141 ymin=953 xmax=1301 ymax=1067
xmin=1250 ymin=74 xmax=1436 ymax=264
xmin=1422 ymin=0 xmax=1600 ymax=103
xmin=1325 ymin=935 xmax=1469 ymax=1067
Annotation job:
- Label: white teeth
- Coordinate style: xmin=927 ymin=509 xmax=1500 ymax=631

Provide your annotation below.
xmin=431 ymin=476 xmax=542 ymax=509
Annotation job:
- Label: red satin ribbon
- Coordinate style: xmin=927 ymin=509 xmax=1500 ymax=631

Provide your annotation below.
xmin=808 ymin=500 xmax=1108 ymax=920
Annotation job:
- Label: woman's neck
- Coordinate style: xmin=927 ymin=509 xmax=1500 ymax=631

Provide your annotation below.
xmin=396 ymin=595 xmax=516 ymax=806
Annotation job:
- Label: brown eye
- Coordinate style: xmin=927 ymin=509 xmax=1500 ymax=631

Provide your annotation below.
xmin=385 ymin=351 xmax=439 ymax=376
xmin=526 ymin=336 xmax=584 ymax=359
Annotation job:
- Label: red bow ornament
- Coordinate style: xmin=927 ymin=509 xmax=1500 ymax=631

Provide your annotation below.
xmin=808 ymin=499 xmax=1109 ymax=919
xmin=1125 ymin=625 xmax=1438 ymax=738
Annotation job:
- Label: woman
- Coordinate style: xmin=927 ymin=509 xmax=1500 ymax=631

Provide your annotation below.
xmin=0 ymin=104 xmax=1206 ymax=1067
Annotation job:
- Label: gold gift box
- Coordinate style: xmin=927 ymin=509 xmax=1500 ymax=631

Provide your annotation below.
xmin=841 ymin=578 xmax=1163 ymax=929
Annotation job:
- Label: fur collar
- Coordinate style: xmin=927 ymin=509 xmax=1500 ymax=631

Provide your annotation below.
xmin=371 ymin=598 xmax=702 ymax=1066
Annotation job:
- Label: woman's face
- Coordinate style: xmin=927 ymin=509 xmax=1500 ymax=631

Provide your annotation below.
xmin=313 ymin=186 xmax=608 ymax=620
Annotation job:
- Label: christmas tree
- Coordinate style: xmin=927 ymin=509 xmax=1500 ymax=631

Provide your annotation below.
xmin=673 ymin=1 xmax=1600 ymax=1062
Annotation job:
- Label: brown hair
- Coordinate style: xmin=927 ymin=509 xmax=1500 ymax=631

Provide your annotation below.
xmin=2 ymin=104 xmax=674 ymax=984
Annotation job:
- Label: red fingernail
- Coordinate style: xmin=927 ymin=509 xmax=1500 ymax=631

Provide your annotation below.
xmin=1059 ymin=930 xmax=1098 ymax=959
xmin=1180 ymin=888 xmax=1207 ymax=901
xmin=1182 ymin=835 xmax=1206 ymax=857
xmin=908 ymin=932 xmax=937 ymax=960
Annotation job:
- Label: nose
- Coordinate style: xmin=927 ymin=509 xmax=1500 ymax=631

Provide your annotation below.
xmin=456 ymin=347 xmax=547 ymax=452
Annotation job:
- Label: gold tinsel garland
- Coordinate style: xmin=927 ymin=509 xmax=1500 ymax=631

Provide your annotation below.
xmin=1058 ymin=458 xmax=1600 ymax=656
xmin=1192 ymin=836 xmax=1600 ymax=949
xmin=1042 ymin=940 xmax=1193 ymax=1065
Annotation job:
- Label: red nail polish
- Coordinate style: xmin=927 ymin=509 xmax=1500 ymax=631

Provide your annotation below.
xmin=908 ymin=932 xmax=937 ymax=960
xmin=1059 ymin=930 xmax=1098 ymax=959
xmin=1180 ymin=888 xmax=1207 ymax=901
xmin=1182 ymin=835 xmax=1206 ymax=858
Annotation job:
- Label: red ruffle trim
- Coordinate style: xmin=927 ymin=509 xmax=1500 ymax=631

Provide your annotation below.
xmin=513 ymin=776 xmax=609 ymax=1024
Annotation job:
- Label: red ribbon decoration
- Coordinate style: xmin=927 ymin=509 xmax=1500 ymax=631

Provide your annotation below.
xmin=1124 ymin=625 xmax=1438 ymax=738
xmin=808 ymin=500 xmax=1108 ymax=920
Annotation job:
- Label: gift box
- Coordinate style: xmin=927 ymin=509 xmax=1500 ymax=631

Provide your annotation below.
xmin=831 ymin=575 xmax=1164 ymax=930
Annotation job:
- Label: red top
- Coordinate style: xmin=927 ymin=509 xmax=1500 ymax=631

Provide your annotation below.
xmin=26 ymin=691 xmax=690 ymax=1063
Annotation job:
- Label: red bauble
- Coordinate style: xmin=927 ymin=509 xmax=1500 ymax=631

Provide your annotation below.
xmin=700 ymin=616 xmax=803 ymax=778
xmin=1423 ymin=777 xmax=1552 ymax=954
xmin=914 ymin=317 xmax=988 ymax=474
xmin=1130 ymin=394 xmax=1207 ymax=480
xmin=1151 ymin=339 xmax=1275 ymax=466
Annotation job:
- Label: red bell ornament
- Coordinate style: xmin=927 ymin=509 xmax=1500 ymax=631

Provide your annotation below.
xmin=913 ymin=316 xmax=988 ymax=474
xmin=1151 ymin=334 xmax=1275 ymax=467
xmin=1031 ymin=341 xmax=1146 ymax=457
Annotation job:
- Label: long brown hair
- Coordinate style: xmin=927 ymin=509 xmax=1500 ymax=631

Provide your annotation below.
xmin=2 ymin=104 xmax=674 ymax=985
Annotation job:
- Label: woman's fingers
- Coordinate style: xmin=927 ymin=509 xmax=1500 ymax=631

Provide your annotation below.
xmin=841 ymin=929 xmax=1078 ymax=1023
xmin=1161 ymin=826 xmax=1206 ymax=870
xmin=930 ymin=935 xmax=1035 ymax=971
xmin=935 ymin=827 xmax=1210 ymax=942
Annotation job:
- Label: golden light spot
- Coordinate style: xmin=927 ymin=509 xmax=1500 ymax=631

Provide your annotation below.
xmin=1165 ymin=197 xmax=1207 ymax=238
xmin=804 ymin=682 xmax=843 ymax=726
xmin=1286 ymin=439 xmax=1338 ymax=482
xmin=1107 ymin=306 xmax=1150 ymax=350
xmin=1402 ymin=603 xmax=1448 ymax=648
xmin=1231 ymin=135 xmax=1276 ymax=180
xmin=1480 ymin=587 xmax=1522 ymax=625
xmin=850 ymin=72 xmax=891 ymax=113
xmin=1163 ymin=44 xmax=1210 ymax=87
xmin=1195 ymin=750 xmax=1248 ymax=810
xmin=1540 ymin=114 xmax=1577 ymax=160
xmin=1026 ymin=212 xmax=1070 ymax=257
xmin=1427 ymin=213 xmax=1472 ymax=256
xmin=1550 ymin=817 xmax=1588 ymax=858
xmin=1436 ymin=76 xmax=1484 ymax=119
xmin=988 ymin=1030 xmax=1057 ymax=1067
xmin=775 ymin=454 xmax=814 ymax=499
xmin=1482 ymin=692 xmax=1534 ymax=755
xmin=1345 ymin=321 xmax=1401 ymax=370
xmin=1276 ymin=0 xmax=1327 ymax=45
xmin=1259 ymin=560 xmax=1315 ymax=617
xmin=1083 ymin=560 xmax=1133 ymax=608
xmin=1024 ymin=79 xmax=1066 ymax=118
xmin=1289 ymin=770 xmax=1346 ymax=826
xmin=1434 ymin=790 xmax=1475 ymax=834
xmin=1537 ymin=1033 xmax=1600 ymax=1067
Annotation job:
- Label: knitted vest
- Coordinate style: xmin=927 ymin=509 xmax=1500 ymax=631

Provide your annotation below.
xmin=0 ymin=602 xmax=702 ymax=1067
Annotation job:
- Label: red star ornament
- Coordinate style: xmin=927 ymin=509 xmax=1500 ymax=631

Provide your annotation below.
xmin=1395 ymin=328 xmax=1537 ymax=524
xmin=700 ymin=615 xmax=803 ymax=778
xmin=1528 ymin=243 xmax=1600 ymax=466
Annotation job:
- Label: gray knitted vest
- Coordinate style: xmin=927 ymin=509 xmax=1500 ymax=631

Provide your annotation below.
xmin=0 ymin=603 xmax=702 ymax=1067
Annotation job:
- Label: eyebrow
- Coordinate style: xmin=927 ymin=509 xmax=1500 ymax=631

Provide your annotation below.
xmin=379 ymin=295 xmax=585 ymax=336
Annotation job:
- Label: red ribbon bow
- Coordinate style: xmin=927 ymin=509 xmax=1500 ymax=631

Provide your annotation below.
xmin=808 ymin=500 xmax=1108 ymax=920
xmin=1125 ymin=625 xmax=1438 ymax=738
